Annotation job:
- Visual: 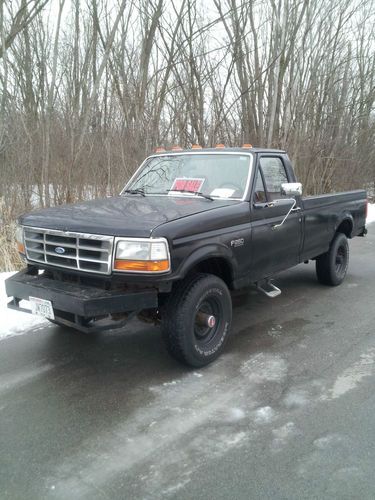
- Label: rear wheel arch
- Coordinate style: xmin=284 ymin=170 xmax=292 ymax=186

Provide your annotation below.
xmin=336 ymin=216 xmax=353 ymax=238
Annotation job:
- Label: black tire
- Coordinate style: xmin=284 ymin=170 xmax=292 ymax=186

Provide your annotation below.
xmin=316 ymin=232 xmax=349 ymax=286
xmin=161 ymin=273 xmax=232 ymax=367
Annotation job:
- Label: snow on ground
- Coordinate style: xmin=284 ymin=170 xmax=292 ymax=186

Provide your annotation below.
xmin=0 ymin=272 xmax=47 ymax=340
xmin=367 ymin=203 xmax=375 ymax=224
xmin=0 ymin=204 xmax=374 ymax=342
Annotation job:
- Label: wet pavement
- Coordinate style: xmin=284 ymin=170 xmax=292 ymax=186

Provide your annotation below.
xmin=1 ymin=227 xmax=375 ymax=499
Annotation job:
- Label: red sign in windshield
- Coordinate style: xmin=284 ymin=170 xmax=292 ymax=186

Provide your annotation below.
xmin=170 ymin=178 xmax=205 ymax=193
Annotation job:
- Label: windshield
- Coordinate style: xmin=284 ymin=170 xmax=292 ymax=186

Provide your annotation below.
xmin=123 ymin=154 xmax=252 ymax=199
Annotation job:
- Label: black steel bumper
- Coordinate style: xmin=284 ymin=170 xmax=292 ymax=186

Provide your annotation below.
xmin=5 ymin=269 xmax=158 ymax=332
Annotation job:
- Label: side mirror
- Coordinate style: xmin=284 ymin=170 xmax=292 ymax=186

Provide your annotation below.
xmin=281 ymin=182 xmax=302 ymax=197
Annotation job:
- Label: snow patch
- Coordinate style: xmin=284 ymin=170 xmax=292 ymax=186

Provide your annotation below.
xmin=218 ymin=407 xmax=246 ymax=423
xmin=162 ymin=380 xmax=178 ymax=386
xmin=283 ymin=389 xmax=309 ymax=408
xmin=223 ymin=431 xmax=247 ymax=447
xmin=313 ymin=434 xmax=343 ymax=450
xmin=253 ymin=406 xmax=275 ymax=424
xmin=47 ymin=354 xmax=265 ymax=499
xmin=241 ymin=353 xmax=288 ymax=383
xmin=272 ymin=422 xmax=297 ymax=440
xmin=367 ymin=203 xmax=375 ymax=224
xmin=229 ymin=407 xmax=246 ymax=420
xmin=0 ymin=272 xmax=48 ymax=340
xmin=323 ymin=348 xmax=375 ymax=399
xmin=162 ymin=477 xmax=192 ymax=496
xmin=271 ymin=422 xmax=299 ymax=450
xmin=268 ymin=324 xmax=283 ymax=338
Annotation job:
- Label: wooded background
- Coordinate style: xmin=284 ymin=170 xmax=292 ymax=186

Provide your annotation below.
xmin=1 ymin=0 xmax=374 ymax=225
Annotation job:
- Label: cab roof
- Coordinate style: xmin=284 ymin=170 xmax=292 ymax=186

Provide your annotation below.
xmin=151 ymin=146 xmax=286 ymax=156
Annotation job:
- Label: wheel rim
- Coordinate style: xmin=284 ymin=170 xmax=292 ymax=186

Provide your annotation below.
xmin=194 ymin=296 xmax=222 ymax=346
xmin=335 ymin=244 xmax=347 ymax=277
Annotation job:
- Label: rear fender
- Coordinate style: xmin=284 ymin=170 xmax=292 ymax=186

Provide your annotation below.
xmin=335 ymin=213 xmax=354 ymax=238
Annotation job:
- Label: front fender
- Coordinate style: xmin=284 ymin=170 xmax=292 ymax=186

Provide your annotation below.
xmin=175 ymin=243 xmax=237 ymax=281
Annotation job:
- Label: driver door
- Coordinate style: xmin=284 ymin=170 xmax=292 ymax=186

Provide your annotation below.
xmin=250 ymin=155 xmax=302 ymax=281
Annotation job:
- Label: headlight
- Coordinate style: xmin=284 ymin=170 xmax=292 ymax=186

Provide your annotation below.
xmin=15 ymin=225 xmax=25 ymax=254
xmin=114 ymin=238 xmax=170 ymax=273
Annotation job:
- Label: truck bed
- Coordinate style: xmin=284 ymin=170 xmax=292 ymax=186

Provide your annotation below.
xmin=301 ymin=190 xmax=367 ymax=261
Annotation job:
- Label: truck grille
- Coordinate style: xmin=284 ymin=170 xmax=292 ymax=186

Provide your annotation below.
xmin=24 ymin=227 xmax=114 ymax=275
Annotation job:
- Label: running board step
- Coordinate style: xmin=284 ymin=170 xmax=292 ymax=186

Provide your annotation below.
xmin=256 ymin=281 xmax=281 ymax=298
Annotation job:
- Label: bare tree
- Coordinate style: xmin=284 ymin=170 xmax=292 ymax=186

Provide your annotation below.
xmin=0 ymin=0 xmax=374 ymax=237
xmin=0 ymin=0 xmax=49 ymax=58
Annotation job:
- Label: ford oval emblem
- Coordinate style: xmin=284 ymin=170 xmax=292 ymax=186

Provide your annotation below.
xmin=55 ymin=246 xmax=66 ymax=254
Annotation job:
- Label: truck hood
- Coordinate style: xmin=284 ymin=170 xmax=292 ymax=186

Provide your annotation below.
xmin=19 ymin=195 xmax=238 ymax=237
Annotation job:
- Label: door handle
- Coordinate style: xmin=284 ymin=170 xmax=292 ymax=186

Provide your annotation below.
xmin=291 ymin=207 xmax=301 ymax=212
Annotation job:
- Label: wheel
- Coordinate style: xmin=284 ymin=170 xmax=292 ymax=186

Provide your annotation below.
xmin=161 ymin=273 xmax=232 ymax=367
xmin=316 ymin=232 xmax=349 ymax=286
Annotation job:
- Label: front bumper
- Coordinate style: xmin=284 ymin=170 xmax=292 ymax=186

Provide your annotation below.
xmin=5 ymin=268 xmax=158 ymax=332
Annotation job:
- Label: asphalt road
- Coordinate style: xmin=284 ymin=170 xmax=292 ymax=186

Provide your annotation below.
xmin=1 ymin=227 xmax=375 ymax=500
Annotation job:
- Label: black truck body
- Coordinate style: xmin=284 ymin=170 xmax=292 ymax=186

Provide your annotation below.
xmin=6 ymin=147 xmax=367 ymax=366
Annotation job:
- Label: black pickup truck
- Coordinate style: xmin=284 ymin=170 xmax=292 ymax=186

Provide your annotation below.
xmin=6 ymin=147 xmax=367 ymax=366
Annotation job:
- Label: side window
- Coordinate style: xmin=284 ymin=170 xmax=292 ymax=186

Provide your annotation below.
xmin=253 ymin=170 xmax=267 ymax=203
xmin=260 ymin=157 xmax=288 ymax=200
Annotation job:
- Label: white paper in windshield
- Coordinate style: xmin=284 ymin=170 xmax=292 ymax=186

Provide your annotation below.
xmin=210 ymin=188 xmax=235 ymax=198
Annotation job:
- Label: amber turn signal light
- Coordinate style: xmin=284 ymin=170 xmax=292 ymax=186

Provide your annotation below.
xmin=114 ymin=259 xmax=170 ymax=272
xmin=17 ymin=242 xmax=25 ymax=254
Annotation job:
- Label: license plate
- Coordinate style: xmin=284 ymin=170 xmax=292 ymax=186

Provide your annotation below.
xmin=29 ymin=296 xmax=55 ymax=320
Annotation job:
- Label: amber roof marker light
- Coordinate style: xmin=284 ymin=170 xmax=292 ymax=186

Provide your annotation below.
xmin=191 ymin=144 xmax=202 ymax=149
xmin=242 ymin=143 xmax=253 ymax=148
xmin=154 ymin=146 xmax=166 ymax=153
xmin=171 ymin=145 xmax=183 ymax=151
xmin=215 ymin=143 xmax=225 ymax=148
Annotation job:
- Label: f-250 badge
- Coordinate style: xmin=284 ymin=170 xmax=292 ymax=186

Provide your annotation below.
xmin=231 ymin=238 xmax=244 ymax=247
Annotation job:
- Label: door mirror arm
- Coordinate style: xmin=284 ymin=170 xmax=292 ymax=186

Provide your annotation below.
xmin=272 ymin=198 xmax=298 ymax=229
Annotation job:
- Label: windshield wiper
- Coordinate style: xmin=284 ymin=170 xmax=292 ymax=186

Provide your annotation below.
xmin=167 ymin=189 xmax=213 ymax=201
xmin=122 ymin=188 xmax=145 ymax=196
